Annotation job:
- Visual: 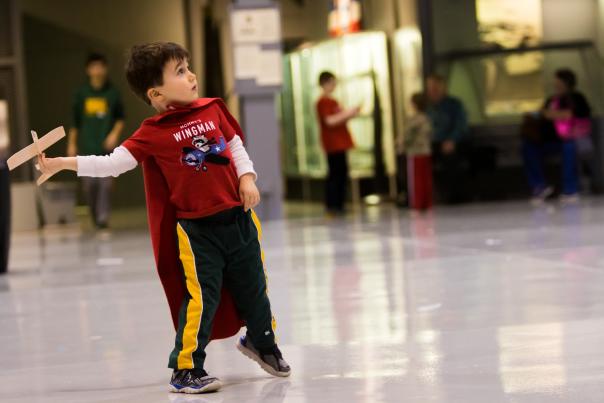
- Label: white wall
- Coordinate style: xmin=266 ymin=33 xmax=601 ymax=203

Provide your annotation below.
xmin=542 ymin=0 xmax=597 ymax=42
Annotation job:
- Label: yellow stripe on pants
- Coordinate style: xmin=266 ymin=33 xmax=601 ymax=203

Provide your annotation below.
xmin=250 ymin=210 xmax=277 ymax=333
xmin=176 ymin=223 xmax=203 ymax=369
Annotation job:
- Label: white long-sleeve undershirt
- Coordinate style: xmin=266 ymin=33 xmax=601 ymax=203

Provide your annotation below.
xmin=76 ymin=135 xmax=256 ymax=179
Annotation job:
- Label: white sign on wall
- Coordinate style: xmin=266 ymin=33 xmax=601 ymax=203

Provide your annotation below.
xmin=231 ymin=5 xmax=283 ymax=91
xmin=232 ymin=8 xmax=280 ymax=44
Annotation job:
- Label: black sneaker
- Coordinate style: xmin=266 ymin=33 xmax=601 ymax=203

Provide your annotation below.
xmin=236 ymin=335 xmax=291 ymax=377
xmin=169 ymin=368 xmax=222 ymax=394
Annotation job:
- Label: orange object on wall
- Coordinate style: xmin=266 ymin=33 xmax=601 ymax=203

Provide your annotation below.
xmin=328 ymin=0 xmax=362 ymax=37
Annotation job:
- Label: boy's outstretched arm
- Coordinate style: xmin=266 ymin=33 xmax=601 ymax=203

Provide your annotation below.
xmin=37 ymin=146 xmax=138 ymax=178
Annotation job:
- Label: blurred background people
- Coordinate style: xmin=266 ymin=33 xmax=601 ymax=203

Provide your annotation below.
xmin=426 ymin=74 xmax=469 ymax=204
xmin=399 ymin=92 xmax=433 ymax=212
xmin=316 ymin=71 xmax=360 ymax=216
xmin=67 ymin=53 xmax=125 ymax=229
xmin=522 ymin=68 xmax=591 ymax=205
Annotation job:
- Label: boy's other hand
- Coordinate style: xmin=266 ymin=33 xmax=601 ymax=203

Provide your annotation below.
xmin=350 ymin=106 xmax=361 ymax=117
xmin=103 ymin=137 xmax=118 ymax=152
xmin=441 ymin=140 xmax=456 ymax=155
xmin=239 ymin=173 xmax=260 ymax=212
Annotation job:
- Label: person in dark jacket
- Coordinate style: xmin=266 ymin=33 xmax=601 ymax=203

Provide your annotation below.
xmin=522 ymin=68 xmax=591 ymax=205
xmin=426 ymin=74 xmax=469 ymax=204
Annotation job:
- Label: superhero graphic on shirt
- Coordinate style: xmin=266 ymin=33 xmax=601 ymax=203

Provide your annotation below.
xmin=181 ymin=134 xmax=230 ymax=172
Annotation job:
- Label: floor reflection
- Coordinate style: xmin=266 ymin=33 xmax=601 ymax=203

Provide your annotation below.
xmin=3 ymin=201 xmax=604 ymax=402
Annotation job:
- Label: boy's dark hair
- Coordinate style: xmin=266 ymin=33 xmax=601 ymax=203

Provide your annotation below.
xmin=86 ymin=52 xmax=107 ymax=67
xmin=555 ymin=68 xmax=577 ymax=90
xmin=125 ymin=42 xmax=190 ymax=104
xmin=426 ymin=73 xmax=445 ymax=84
xmin=319 ymin=71 xmax=336 ymax=86
xmin=411 ymin=92 xmax=427 ymax=112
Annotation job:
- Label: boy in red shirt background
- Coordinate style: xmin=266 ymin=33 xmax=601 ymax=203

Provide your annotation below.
xmin=316 ymin=71 xmax=360 ymax=215
xmin=38 ymin=42 xmax=290 ymax=394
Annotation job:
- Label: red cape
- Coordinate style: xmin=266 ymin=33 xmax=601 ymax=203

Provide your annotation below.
xmin=142 ymin=98 xmax=244 ymax=340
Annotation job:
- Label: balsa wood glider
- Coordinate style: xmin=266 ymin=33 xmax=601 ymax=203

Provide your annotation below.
xmin=7 ymin=126 xmax=66 ymax=186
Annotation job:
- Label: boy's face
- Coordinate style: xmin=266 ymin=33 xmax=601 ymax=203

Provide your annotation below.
xmin=322 ymin=78 xmax=337 ymax=94
xmin=150 ymin=58 xmax=198 ymax=107
xmin=86 ymin=61 xmax=108 ymax=83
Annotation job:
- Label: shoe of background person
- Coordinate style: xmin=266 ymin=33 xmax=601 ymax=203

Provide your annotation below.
xmin=560 ymin=193 xmax=580 ymax=205
xmin=236 ymin=335 xmax=291 ymax=377
xmin=530 ymin=186 xmax=554 ymax=206
xmin=169 ymin=368 xmax=222 ymax=394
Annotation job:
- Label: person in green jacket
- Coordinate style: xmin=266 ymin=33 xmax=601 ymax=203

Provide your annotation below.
xmin=67 ymin=53 xmax=125 ymax=229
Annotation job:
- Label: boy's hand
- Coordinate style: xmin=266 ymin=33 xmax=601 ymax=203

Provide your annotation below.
xmin=441 ymin=140 xmax=456 ymax=155
xmin=103 ymin=136 xmax=118 ymax=152
xmin=239 ymin=173 xmax=260 ymax=212
xmin=349 ymin=106 xmax=361 ymax=118
xmin=37 ymin=154 xmax=66 ymax=176
xmin=103 ymin=129 xmax=121 ymax=151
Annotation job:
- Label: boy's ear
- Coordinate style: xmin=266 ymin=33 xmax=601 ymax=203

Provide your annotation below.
xmin=147 ymin=88 xmax=161 ymax=101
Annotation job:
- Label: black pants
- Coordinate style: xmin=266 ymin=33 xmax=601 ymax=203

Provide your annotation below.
xmin=395 ymin=153 xmax=408 ymax=206
xmin=326 ymin=152 xmax=349 ymax=212
xmin=432 ymin=142 xmax=467 ymax=204
xmin=169 ymin=207 xmax=276 ymax=370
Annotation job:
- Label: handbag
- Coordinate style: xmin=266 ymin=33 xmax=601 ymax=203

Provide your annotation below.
xmin=551 ymin=97 xmax=592 ymax=140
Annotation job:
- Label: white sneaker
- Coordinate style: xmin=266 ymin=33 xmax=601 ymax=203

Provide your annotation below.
xmin=560 ymin=193 xmax=580 ymax=205
xmin=530 ymin=186 xmax=554 ymax=206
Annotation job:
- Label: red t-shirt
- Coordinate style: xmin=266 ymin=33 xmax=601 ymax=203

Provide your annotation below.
xmin=122 ymin=99 xmax=242 ymax=219
xmin=316 ymin=96 xmax=354 ymax=153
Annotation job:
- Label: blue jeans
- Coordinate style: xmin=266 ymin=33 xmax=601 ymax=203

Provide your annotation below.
xmin=522 ymin=140 xmax=578 ymax=195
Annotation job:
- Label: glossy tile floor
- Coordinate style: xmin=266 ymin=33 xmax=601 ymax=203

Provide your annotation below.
xmin=3 ymin=200 xmax=604 ymax=402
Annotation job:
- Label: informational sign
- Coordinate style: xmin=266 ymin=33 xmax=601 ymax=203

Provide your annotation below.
xmin=231 ymin=4 xmax=283 ymax=94
xmin=328 ymin=0 xmax=362 ymax=37
xmin=232 ymin=8 xmax=280 ymax=44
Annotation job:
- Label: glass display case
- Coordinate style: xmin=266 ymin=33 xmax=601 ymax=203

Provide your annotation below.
xmin=280 ymin=31 xmax=395 ymax=180
xmin=438 ymin=45 xmax=604 ymax=126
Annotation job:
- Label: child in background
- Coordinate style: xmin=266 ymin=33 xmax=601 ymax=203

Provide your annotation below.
xmin=400 ymin=92 xmax=433 ymax=211
xmin=316 ymin=71 xmax=360 ymax=215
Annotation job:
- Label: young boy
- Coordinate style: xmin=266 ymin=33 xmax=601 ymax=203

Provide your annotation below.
xmin=316 ymin=71 xmax=360 ymax=215
xmin=37 ymin=42 xmax=290 ymax=394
